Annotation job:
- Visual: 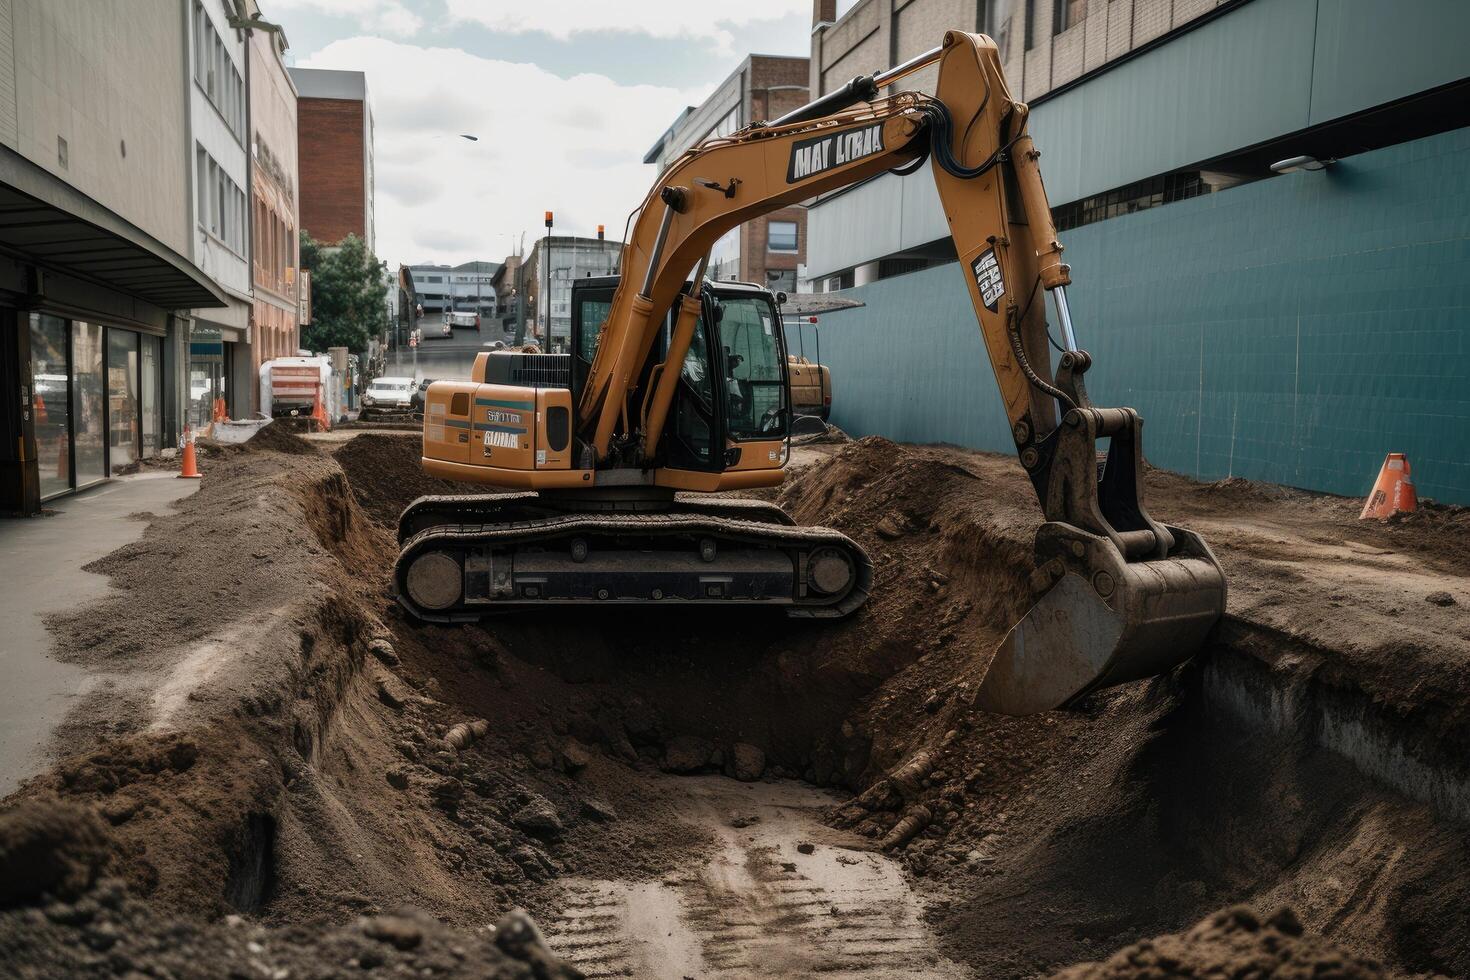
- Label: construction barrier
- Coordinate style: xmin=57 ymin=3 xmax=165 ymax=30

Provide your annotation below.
xmin=177 ymin=425 xmax=201 ymax=480
xmin=1359 ymin=453 xmax=1416 ymax=519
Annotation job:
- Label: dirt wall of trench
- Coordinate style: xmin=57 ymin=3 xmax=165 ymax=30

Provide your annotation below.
xmin=2 ymin=428 xmax=1469 ymax=978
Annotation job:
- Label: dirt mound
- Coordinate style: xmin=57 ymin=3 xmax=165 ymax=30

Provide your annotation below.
xmin=240 ymin=421 xmax=322 ymax=456
xmin=1050 ymin=906 xmax=1399 ymax=979
xmin=331 ymin=433 xmax=464 ymax=526
xmin=0 ymin=880 xmax=571 ymax=979
xmin=0 ymin=796 xmax=111 ymax=907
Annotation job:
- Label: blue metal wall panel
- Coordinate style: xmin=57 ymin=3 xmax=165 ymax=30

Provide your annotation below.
xmin=812 ymin=127 xmax=1470 ymax=503
xmin=806 ymin=0 xmax=1470 ymax=281
xmin=1309 ymin=0 xmax=1470 ymax=125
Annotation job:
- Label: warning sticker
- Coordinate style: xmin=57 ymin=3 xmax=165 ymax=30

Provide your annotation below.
xmin=971 ymin=248 xmax=1005 ymax=312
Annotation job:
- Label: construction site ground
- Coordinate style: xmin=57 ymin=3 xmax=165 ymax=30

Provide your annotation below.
xmin=2 ymin=425 xmax=1467 ymax=978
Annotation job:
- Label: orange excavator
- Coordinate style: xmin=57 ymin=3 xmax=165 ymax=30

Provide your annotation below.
xmin=395 ymin=32 xmax=1226 ymax=715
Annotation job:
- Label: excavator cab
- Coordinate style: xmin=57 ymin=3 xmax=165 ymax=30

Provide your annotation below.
xmin=570 ymin=276 xmax=791 ymax=476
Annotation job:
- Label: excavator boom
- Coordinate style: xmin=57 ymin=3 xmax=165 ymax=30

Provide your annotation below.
xmin=402 ymin=31 xmax=1226 ymax=714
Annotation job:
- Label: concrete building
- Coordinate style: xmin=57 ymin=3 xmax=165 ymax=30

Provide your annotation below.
xmin=289 ymin=67 xmax=374 ymax=252
xmin=182 ymin=0 xmax=254 ymax=427
xmin=521 ymin=236 xmax=623 ymax=350
xmin=644 ymin=55 xmax=811 ymax=293
xmin=246 ymin=4 xmax=301 ymax=409
xmin=0 ymin=0 xmax=227 ymax=514
xmin=406 ymin=261 xmax=500 ymax=317
xmin=800 ymin=0 xmax=1470 ymax=504
xmin=491 ymin=255 xmax=523 ymax=333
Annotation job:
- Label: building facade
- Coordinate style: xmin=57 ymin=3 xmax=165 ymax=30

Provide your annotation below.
xmin=644 ymin=54 xmax=811 ymax=294
xmin=247 ymin=7 xmax=301 ymax=406
xmin=802 ymin=0 xmax=1470 ymax=503
xmin=492 ymin=255 xmax=523 ymax=334
xmin=289 ymin=67 xmax=374 ymax=251
xmin=0 ymin=0 xmax=227 ymax=513
xmin=406 ymin=261 xmax=500 ymax=317
xmin=184 ymin=0 xmax=254 ymax=427
xmin=521 ymin=236 xmax=623 ymax=351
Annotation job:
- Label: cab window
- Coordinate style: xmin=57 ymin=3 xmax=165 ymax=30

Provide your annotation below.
xmin=718 ymin=297 xmax=786 ymax=439
xmin=578 ymin=299 xmax=612 ymax=363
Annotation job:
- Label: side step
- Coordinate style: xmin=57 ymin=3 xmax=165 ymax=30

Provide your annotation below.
xmin=394 ymin=510 xmax=872 ymax=623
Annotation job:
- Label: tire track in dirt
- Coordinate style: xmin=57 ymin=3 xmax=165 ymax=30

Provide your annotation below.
xmin=543 ymin=776 xmax=964 ymax=979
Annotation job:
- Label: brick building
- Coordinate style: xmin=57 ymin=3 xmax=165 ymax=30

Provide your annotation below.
xmin=643 ymin=55 xmax=811 ymax=294
xmin=288 ymin=67 xmax=374 ymax=251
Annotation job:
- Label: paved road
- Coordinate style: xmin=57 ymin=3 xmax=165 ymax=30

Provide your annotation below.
xmin=382 ymin=315 xmax=518 ymax=383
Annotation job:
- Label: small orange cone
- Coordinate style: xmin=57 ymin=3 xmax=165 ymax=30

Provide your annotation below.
xmin=178 ymin=425 xmax=202 ymax=480
xmin=1359 ymin=453 xmax=1416 ymax=519
xmin=310 ymin=385 xmax=331 ymax=432
xmin=212 ymin=397 xmax=228 ymax=423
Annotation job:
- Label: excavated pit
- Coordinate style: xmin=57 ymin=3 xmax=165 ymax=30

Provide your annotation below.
xmin=2 ymin=427 xmax=1467 ymax=978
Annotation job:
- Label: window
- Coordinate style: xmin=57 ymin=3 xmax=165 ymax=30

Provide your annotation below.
xmin=766 ymin=269 xmax=796 ymax=293
xmin=708 ymin=227 xmax=741 ymax=282
xmin=1052 ymin=171 xmax=1215 ymax=232
xmin=702 ymin=105 xmax=740 ymax=144
xmin=1024 ymin=0 xmax=1037 ymax=50
xmin=719 ymin=297 xmax=786 ymax=440
xmin=767 ymin=221 xmax=798 ymax=253
xmin=196 ymin=144 xmax=246 ymax=256
xmin=1054 ymin=0 xmax=1087 ymax=34
xmin=578 ymin=298 xmax=612 ymax=363
xmin=193 ymin=2 xmax=245 ymax=141
xmin=981 ymin=0 xmax=1012 ymax=60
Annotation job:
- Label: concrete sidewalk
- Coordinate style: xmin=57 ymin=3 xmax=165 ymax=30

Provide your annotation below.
xmin=0 ymin=474 xmax=198 ymax=796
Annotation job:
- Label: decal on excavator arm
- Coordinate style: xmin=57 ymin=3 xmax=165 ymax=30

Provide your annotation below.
xmin=787 ymin=123 xmax=886 ymax=183
xmin=972 ymin=248 xmax=1005 ymax=312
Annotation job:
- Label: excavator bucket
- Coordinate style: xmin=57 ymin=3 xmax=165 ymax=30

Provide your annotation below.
xmin=974 ymin=522 xmax=1227 ymax=715
xmin=972 ymin=390 xmax=1228 ymax=715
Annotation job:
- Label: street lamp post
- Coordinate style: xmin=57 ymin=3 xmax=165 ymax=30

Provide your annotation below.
xmin=543 ymin=211 xmax=553 ymax=346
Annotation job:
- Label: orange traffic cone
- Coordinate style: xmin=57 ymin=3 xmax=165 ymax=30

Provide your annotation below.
xmin=1359 ymin=453 xmax=1416 ymax=519
xmin=212 ymin=397 xmax=228 ymax=423
xmin=178 ymin=425 xmax=202 ymax=480
xmin=310 ymin=385 xmax=331 ymax=432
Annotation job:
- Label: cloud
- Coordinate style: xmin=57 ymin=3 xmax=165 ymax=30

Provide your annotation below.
xmin=270 ymin=0 xmax=423 ymax=35
xmin=298 ymin=37 xmax=702 ymax=266
xmin=444 ymin=0 xmax=807 ymax=55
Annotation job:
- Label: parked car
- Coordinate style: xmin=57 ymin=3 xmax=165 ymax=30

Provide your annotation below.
xmin=410 ymin=378 xmax=436 ymax=417
xmin=444 ymin=310 xmax=480 ymax=330
xmin=360 ymin=376 xmax=416 ymax=419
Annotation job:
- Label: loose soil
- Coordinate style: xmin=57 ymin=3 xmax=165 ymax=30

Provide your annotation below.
xmin=2 ymin=427 xmax=1467 ymax=978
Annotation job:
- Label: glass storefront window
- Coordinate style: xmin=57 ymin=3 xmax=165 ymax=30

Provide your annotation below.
xmin=107 ymin=329 xmax=140 ymax=473
xmin=142 ymin=335 xmax=161 ymax=456
xmin=71 ymin=321 xmax=106 ymax=487
xmin=30 ymin=314 xmax=71 ymax=499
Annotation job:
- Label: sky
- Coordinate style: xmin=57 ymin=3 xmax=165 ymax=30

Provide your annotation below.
xmin=270 ymin=0 xmax=819 ymax=269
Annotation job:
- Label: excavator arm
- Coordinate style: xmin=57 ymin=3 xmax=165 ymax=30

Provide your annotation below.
xmin=579 ymin=31 xmax=1225 ymax=713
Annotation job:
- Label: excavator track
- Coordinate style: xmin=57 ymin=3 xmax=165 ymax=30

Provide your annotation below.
xmin=394 ymin=499 xmax=870 ymax=623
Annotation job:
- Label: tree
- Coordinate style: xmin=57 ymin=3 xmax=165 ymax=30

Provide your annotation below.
xmin=299 ymin=231 xmax=388 ymax=353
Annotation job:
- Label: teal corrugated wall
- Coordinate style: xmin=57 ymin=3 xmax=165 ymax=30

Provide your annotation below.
xmin=806 ymin=127 xmax=1470 ymax=504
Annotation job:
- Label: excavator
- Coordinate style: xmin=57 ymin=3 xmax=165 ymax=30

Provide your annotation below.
xmin=394 ymin=31 xmax=1227 ymax=715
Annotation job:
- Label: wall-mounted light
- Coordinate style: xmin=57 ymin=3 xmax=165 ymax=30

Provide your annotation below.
xmin=1270 ymin=154 xmax=1335 ymax=174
